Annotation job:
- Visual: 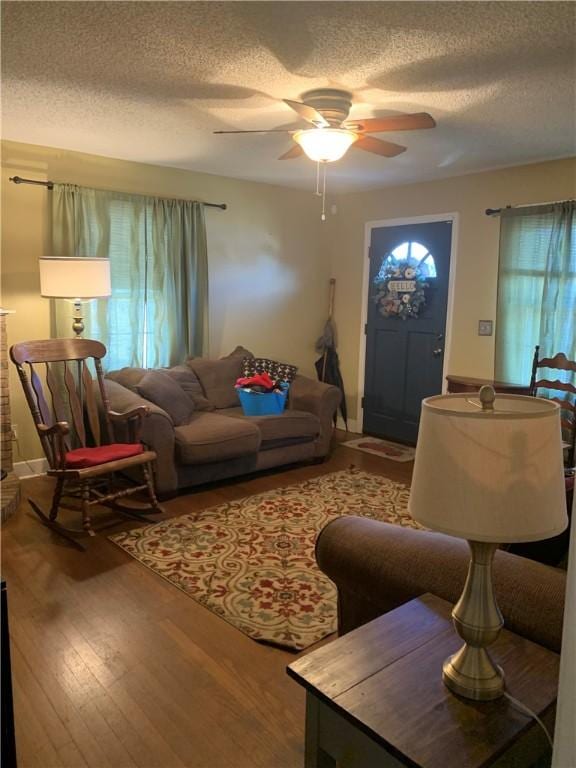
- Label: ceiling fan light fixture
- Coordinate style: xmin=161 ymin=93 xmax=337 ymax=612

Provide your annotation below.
xmin=293 ymin=128 xmax=358 ymax=162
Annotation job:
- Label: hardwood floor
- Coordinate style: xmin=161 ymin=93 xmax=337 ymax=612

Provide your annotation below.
xmin=2 ymin=433 xmax=413 ymax=768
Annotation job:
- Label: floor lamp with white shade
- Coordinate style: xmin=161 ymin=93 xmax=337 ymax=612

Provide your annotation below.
xmin=39 ymin=257 xmax=111 ymax=338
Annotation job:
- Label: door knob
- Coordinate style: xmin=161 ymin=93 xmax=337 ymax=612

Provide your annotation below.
xmin=433 ymin=347 xmax=444 ymax=357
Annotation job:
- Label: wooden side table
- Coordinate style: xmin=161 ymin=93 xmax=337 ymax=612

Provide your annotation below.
xmin=446 ymin=375 xmax=530 ymax=396
xmin=288 ymin=594 xmax=559 ymax=768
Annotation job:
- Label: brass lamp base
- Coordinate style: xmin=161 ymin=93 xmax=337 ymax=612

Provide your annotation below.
xmin=443 ymin=646 xmax=504 ymax=701
xmin=445 ymin=540 xmax=505 ymax=701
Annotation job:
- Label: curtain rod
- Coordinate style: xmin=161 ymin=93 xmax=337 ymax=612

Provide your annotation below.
xmin=485 ymin=199 xmax=574 ymax=216
xmin=8 ymin=176 xmax=227 ymax=210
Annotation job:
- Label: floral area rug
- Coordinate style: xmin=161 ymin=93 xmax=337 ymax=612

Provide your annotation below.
xmin=110 ymin=468 xmax=419 ymax=651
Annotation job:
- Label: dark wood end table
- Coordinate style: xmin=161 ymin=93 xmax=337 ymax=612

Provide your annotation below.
xmin=446 ymin=375 xmax=530 ymax=396
xmin=288 ymin=594 xmax=559 ymax=768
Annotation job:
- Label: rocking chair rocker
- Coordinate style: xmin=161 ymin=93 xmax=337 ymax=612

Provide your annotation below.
xmin=10 ymin=338 xmax=164 ymax=547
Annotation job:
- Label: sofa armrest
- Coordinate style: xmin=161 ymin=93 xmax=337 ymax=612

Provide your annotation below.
xmin=289 ymin=375 xmax=341 ymax=457
xmin=103 ymin=379 xmax=178 ymax=497
xmin=316 ymin=516 xmax=566 ymax=652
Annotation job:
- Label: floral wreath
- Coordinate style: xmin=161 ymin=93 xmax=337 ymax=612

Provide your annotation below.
xmin=372 ymin=256 xmax=429 ymax=319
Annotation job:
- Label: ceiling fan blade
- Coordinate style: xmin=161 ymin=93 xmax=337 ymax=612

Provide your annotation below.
xmin=344 ymin=113 xmax=436 ymax=133
xmin=214 ymin=129 xmax=294 ymax=134
xmin=283 ymin=99 xmax=329 ymax=127
xmin=353 ymin=136 xmax=406 ymax=157
xmin=278 ymin=144 xmax=304 ymax=160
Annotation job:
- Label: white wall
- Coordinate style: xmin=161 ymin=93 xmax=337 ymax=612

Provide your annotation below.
xmin=3 ymin=140 xmax=575 ymax=461
xmin=1 ymin=140 xmax=329 ymax=459
xmin=327 ymin=158 xmax=576 ymax=423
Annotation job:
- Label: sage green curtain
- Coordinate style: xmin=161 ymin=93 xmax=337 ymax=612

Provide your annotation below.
xmin=52 ymin=184 xmax=208 ymax=369
xmin=495 ymin=201 xmax=575 ymax=383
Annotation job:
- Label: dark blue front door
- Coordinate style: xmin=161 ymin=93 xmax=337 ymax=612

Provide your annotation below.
xmin=363 ymin=220 xmax=452 ymax=444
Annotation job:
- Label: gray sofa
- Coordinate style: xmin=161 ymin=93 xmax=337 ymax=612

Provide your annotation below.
xmin=104 ymin=347 xmax=341 ymax=498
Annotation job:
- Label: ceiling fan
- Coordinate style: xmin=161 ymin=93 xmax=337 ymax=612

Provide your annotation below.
xmin=214 ymin=89 xmax=436 ymax=162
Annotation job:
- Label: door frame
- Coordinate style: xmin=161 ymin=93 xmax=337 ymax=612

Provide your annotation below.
xmin=355 ymin=212 xmax=459 ymax=433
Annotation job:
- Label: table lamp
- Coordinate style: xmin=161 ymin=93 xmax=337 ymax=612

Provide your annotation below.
xmin=409 ymin=386 xmax=567 ymax=701
xmin=39 ymin=257 xmax=111 ymax=337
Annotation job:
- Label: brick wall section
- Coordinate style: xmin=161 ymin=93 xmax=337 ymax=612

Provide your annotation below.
xmin=1 ymin=313 xmax=21 ymax=522
xmin=0 ymin=314 xmax=14 ymax=474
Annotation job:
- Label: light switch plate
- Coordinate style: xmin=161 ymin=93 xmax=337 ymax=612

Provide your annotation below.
xmin=478 ymin=320 xmax=493 ymax=336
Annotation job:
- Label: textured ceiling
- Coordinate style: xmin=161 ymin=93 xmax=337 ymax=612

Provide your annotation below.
xmin=2 ymin=1 xmax=575 ymax=192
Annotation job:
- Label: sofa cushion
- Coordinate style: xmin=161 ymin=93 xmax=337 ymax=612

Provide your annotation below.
xmin=106 ymin=367 xmax=147 ymax=392
xmin=167 ymin=366 xmax=214 ymax=412
xmin=136 ymin=370 xmax=195 ymax=426
xmin=221 ymin=407 xmax=320 ymax=444
xmin=174 ymin=412 xmax=260 ymax=465
xmin=188 ymin=347 xmax=253 ymax=409
xmin=226 ymin=345 xmax=254 ymax=361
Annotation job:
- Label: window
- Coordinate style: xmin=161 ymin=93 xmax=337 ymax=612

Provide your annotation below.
xmin=376 ymin=240 xmax=437 ymax=279
xmin=53 ymin=184 xmax=208 ymax=371
xmin=495 ymin=203 xmax=575 ymax=383
xmin=86 ymin=198 xmax=148 ymax=368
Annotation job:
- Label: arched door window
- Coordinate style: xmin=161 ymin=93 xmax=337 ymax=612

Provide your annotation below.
xmin=376 ymin=241 xmax=437 ymax=279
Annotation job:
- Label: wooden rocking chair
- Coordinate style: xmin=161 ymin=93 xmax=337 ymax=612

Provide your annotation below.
xmin=509 ymin=346 xmax=576 ymax=565
xmin=530 ymin=345 xmax=576 ymax=473
xmin=10 ymin=338 xmax=164 ymax=547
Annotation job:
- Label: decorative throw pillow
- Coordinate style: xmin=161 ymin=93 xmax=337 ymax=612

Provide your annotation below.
xmin=136 ymin=370 xmax=195 ymax=426
xmin=167 ymin=366 xmax=214 ymax=412
xmin=242 ymin=357 xmax=298 ymax=383
xmin=187 ymin=347 xmax=255 ymax=409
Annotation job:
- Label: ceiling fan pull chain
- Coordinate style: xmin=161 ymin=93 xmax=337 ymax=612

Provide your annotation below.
xmin=321 ymin=163 xmax=327 ymax=222
xmin=315 ymin=160 xmax=321 ymax=196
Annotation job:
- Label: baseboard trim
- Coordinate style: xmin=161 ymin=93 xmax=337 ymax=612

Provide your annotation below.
xmin=13 ymin=458 xmax=49 ymax=478
xmin=336 ymin=417 xmax=361 ymax=434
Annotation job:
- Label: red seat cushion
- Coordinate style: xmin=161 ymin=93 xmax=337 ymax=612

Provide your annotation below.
xmin=65 ymin=443 xmax=144 ymax=469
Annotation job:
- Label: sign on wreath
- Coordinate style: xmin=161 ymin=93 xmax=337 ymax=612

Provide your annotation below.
xmin=372 ymin=256 xmax=429 ymax=320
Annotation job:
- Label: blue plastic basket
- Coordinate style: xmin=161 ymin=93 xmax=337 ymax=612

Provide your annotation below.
xmin=237 ymin=384 xmax=288 ymax=416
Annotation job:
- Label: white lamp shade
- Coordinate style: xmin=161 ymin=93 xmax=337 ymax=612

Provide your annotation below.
xmin=39 ymin=257 xmax=111 ymax=299
xmin=408 ymin=393 xmax=568 ymax=543
xmin=293 ymin=128 xmax=358 ymax=162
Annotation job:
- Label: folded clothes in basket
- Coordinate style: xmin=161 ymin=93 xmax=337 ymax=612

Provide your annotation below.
xmin=235 ymin=372 xmax=286 ymax=394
